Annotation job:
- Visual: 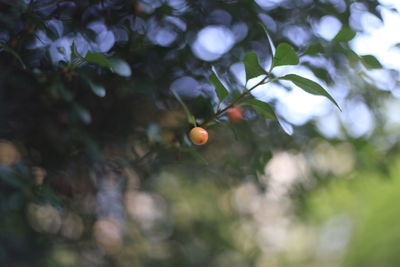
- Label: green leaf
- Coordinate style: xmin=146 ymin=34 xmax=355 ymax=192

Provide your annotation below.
xmin=303 ymin=63 xmax=333 ymax=84
xmin=171 ymin=90 xmax=196 ymax=126
xmin=84 ymin=53 xmax=132 ymax=77
xmin=347 ymin=49 xmax=360 ymax=65
xmin=254 ymin=150 xmax=273 ymax=175
xmin=210 ymin=72 xmax=228 ymax=102
xmin=281 ymin=74 xmax=341 ymax=111
xmin=272 ymin=43 xmax=299 ymax=69
xmin=181 ymin=146 xmax=208 ymax=165
xmin=27 ymin=14 xmax=56 ymax=39
xmin=243 ymin=98 xmax=276 ymax=120
xmin=109 ymin=58 xmax=132 ymax=77
xmin=73 ymin=104 xmax=92 ymax=124
xmin=259 ymin=22 xmax=276 ymax=55
xmin=304 ymin=43 xmax=324 ymax=55
xmin=88 ymin=81 xmax=106 ymax=97
xmin=244 ymin=52 xmax=266 ymax=81
xmin=333 ymin=27 xmax=356 ymax=42
xmin=84 ymin=52 xmax=111 ymax=68
xmin=360 ymin=55 xmax=383 ymax=69
xmin=80 ymin=74 xmax=106 ymax=97
xmin=1 ymin=44 xmax=26 ymax=69
xmin=57 ymin=83 xmax=74 ymax=101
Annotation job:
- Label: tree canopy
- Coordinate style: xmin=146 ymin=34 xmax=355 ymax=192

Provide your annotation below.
xmin=0 ymin=0 xmax=399 ymax=266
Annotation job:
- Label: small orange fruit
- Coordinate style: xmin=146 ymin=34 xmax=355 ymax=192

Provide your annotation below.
xmin=227 ymin=107 xmax=243 ymax=123
xmin=189 ymin=127 xmax=208 ymax=145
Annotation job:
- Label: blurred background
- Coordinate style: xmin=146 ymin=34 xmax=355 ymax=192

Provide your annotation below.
xmin=1 ymin=0 xmax=400 ymax=266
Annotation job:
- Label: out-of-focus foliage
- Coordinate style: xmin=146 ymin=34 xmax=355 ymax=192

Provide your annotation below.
xmin=0 ymin=0 xmax=399 ymax=266
xmin=290 ymin=158 xmax=400 ymax=267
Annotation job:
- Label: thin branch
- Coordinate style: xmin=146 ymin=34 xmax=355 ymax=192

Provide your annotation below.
xmin=200 ymin=74 xmax=274 ymax=127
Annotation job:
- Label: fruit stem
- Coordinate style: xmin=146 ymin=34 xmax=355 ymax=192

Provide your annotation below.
xmin=200 ymin=74 xmax=275 ymax=127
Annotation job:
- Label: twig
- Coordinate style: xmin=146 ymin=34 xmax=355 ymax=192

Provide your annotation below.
xmin=200 ymin=74 xmax=275 ymax=127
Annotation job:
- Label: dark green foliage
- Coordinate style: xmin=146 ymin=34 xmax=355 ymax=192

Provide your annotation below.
xmin=243 ymin=52 xmax=266 ymax=81
xmin=0 ymin=0 xmax=396 ymax=266
xmin=210 ymin=72 xmax=229 ymax=102
xmin=360 ymin=55 xmax=383 ymax=69
xmin=272 ymin=43 xmax=299 ymax=69
xmin=333 ymin=26 xmax=356 ymax=42
xmin=281 ymin=74 xmax=341 ymax=110
xmin=242 ymin=99 xmax=276 ymax=120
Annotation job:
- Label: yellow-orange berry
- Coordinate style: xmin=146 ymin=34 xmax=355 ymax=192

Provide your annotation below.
xmin=189 ymin=127 xmax=208 ymax=145
xmin=227 ymin=107 xmax=243 ymax=123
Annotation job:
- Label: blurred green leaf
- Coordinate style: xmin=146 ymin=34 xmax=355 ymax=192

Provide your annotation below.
xmin=109 ymin=58 xmax=132 ymax=77
xmin=272 ymin=43 xmax=299 ymax=69
xmin=172 ymin=90 xmax=196 ymax=125
xmin=304 ymin=43 xmax=324 ymax=55
xmin=27 ymin=14 xmax=57 ymax=39
xmin=281 ymin=74 xmax=341 ymax=111
xmin=259 ymin=22 xmax=276 ymax=55
xmin=84 ymin=52 xmax=111 ymax=68
xmin=73 ymin=104 xmax=92 ymax=124
xmin=346 ymin=49 xmax=361 ymax=66
xmin=243 ymin=98 xmax=276 ymax=120
xmin=360 ymin=55 xmax=383 ymax=69
xmin=244 ymin=52 xmax=266 ymax=81
xmin=254 ymin=150 xmax=273 ymax=175
xmin=1 ymin=44 xmax=26 ymax=69
xmin=80 ymin=74 xmax=106 ymax=97
xmin=58 ymin=84 xmax=74 ymax=101
xmin=181 ymin=146 xmax=208 ymax=165
xmin=333 ymin=26 xmax=356 ymax=42
xmin=84 ymin=53 xmax=131 ymax=77
xmin=303 ymin=63 xmax=333 ymax=84
xmin=88 ymin=80 xmax=106 ymax=97
xmin=210 ymin=72 xmax=229 ymax=102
